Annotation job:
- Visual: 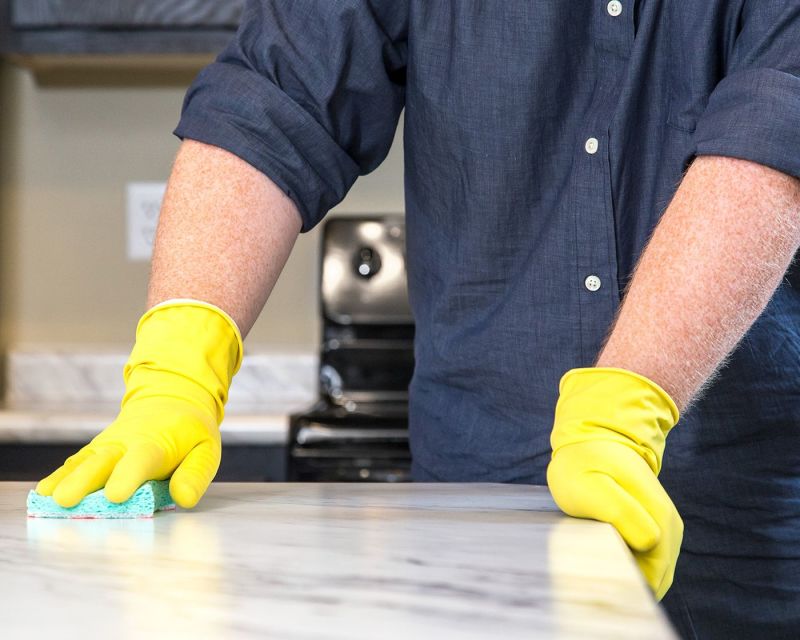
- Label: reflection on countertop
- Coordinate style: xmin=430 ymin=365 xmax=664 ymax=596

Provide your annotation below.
xmin=2 ymin=482 xmax=677 ymax=639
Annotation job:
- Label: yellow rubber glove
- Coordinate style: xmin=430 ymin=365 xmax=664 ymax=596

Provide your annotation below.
xmin=546 ymin=367 xmax=682 ymax=601
xmin=35 ymin=299 xmax=243 ymax=509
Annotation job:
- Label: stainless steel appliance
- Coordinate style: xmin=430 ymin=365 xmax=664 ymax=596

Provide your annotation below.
xmin=288 ymin=216 xmax=414 ymax=482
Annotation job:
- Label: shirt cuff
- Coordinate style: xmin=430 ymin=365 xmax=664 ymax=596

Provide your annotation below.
xmin=693 ymin=68 xmax=800 ymax=179
xmin=174 ymin=61 xmax=360 ymax=232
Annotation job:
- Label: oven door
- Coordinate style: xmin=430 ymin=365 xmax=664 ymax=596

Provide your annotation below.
xmin=288 ymin=413 xmax=411 ymax=482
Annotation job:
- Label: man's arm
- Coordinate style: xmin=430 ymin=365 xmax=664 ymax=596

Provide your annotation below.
xmin=36 ymin=0 xmax=409 ymax=509
xmin=547 ymin=155 xmax=800 ymax=598
xmin=36 ymin=140 xmax=303 ymax=509
xmin=147 ymin=139 xmax=302 ymax=336
xmin=597 ymin=155 xmax=800 ymax=410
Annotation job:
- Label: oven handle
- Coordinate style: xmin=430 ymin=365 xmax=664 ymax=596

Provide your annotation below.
xmin=296 ymin=425 xmax=409 ymax=444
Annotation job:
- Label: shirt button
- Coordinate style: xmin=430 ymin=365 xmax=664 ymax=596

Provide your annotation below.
xmin=607 ymin=0 xmax=623 ymax=17
xmin=584 ymin=137 xmax=599 ymax=155
xmin=584 ymin=275 xmax=602 ymax=292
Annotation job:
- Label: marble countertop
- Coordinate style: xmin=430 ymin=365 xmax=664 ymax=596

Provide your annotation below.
xmin=0 ymin=407 xmax=300 ymax=445
xmin=2 ymin=482 xmax=676 ymax=639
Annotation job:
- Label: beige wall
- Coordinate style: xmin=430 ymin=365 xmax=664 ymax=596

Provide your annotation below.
xmin=0 ymin=61 xmax=405 ymax=351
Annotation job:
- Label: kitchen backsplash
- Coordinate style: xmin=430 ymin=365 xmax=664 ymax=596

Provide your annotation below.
xmin=5 ymin=347 xmax=318 ymax=413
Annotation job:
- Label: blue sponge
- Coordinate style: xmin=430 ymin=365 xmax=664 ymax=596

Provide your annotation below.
xmin=27 ymin=480 xmax=176 ymax=519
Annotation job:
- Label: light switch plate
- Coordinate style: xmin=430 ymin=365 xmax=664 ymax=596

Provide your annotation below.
xmin=126 ymin=182 xmax=166 ymax=261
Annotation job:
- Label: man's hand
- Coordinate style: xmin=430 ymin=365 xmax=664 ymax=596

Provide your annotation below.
xmin=547 ymin=367 xmax=681 ymax=600
xmin=36 ymin=301 xmax=242 ymax=509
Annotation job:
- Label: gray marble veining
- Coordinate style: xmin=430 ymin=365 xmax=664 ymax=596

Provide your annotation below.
xmin=1 ymin=482 xmax=677 ymax=639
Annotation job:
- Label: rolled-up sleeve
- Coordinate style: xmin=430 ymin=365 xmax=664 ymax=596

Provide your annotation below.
xmin=174 ymin=0 xmax=408 ymax=231
xmin=693 ymin=2 xmax=800 ymax=178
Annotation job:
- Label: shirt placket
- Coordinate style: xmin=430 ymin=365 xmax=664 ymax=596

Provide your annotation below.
xmin=572 ymin=0 xmax=635 ymax=362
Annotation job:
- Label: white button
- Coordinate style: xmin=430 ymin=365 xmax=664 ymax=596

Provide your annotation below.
xmin=584 ymin=137 xmax=599 ymax=154
xmin=585 ymin=275 xmax=602 ymax=292
xmin=607 ymin=0 xmax=622 ymax=17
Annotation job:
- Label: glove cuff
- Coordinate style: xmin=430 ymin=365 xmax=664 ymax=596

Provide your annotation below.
xmin=553 ymin=367 xmax=680 ymax=475
xmin=123 ymin=299 xmax=244 ymax=423
xmin=138 ymin=298 xmax=244 ymax=374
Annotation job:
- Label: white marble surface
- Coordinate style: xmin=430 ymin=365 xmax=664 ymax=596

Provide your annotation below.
xmin=1 ymin=346 xmax=318 ymax=444
xmin=0 ymin=409 xmax=300 ymax=445
xmin=1 ymin=482 xmax=677 ymax=639
xmin=5 ymin=346 xmax=318 ymax=411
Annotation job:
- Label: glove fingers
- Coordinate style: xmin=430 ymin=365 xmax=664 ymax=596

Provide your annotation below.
xmin=634 ymin=522 xmax=680 ymax=601
xmin=610 ymin=458 xmax=684 ymax=599
xmin=169 ymin=439 xmax=221 ymax=509
xmin=637 ymin=507 xmax=683 ymax=601
xmin=51 ymin=446 xmax=124 ymax=508
xmin=656 ymin=549 xmax=679 ymax=600
xmin=104 ymin=442 xmax=169 ymax=504
xmin=586 ymin=472 xmax=662 ymax=553
xmin=35 ymin=448 xmax=94 ymax=496
xmin=611 ymin=455 xmax=677 ymax=526
xmin=654 ymin=555 xmax=677 ymax=601
xmin=549 ymin=457 xmax=661 ymax=552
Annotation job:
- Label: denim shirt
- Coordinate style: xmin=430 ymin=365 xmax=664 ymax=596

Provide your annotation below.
xmin=175 ymin=2 xmax=800 ymax=636
xmin=176 ymin=0 xmax=800 ymax=479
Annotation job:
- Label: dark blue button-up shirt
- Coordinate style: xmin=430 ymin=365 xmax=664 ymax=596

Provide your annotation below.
xmin=176 ymin=0 xmax=800 ymax=478
xmin=175 ymin=3 xmax=800 ymax=632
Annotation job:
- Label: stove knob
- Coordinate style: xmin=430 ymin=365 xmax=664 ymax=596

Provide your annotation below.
xmin=354 ymin=246 xmax=381 ymax=279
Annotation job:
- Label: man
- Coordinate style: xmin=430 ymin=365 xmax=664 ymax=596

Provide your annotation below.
xmin=35 ymin=2 xmax=800 ymax=638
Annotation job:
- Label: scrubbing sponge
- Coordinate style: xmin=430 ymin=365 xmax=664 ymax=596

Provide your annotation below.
xmin=27 ymin=480 xmax=176 ymax=519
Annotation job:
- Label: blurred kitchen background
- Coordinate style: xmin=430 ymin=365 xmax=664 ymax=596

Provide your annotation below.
xmin=0 ymin=1 xmax=410 ymax=482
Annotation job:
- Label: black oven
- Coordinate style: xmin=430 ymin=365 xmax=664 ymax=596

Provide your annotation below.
xmin=288 ymin=216 xmax=414 ymax=482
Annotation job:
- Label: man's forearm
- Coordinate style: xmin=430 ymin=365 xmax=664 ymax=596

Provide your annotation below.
xmin=597 ymin=155 xmax=800 ymax=410
xmin=148 ymin=139 xmax=302 ymax=337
